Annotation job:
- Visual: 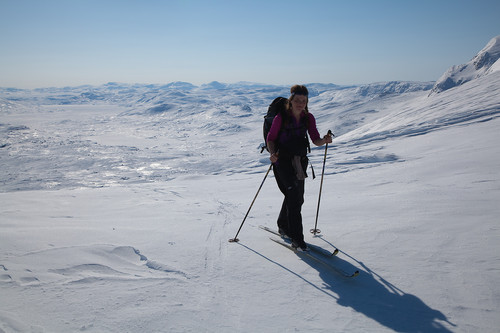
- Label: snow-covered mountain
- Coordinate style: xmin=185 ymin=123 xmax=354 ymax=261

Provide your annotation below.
xmin=1 ymin=37 xmax=499 ymax=332
xmin=0 ymin=79 xmax=435 ymax=192
xmin=430 ymin=35 xmax=500 ymax=94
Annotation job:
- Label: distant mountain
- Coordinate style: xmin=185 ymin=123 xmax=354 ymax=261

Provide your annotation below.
xmin=5 ymin=35 xmax=500 ymax=108
xmin=353 ymin=81 xmax=434 ymax=97
xmin=430 ymin=35 xmax=500 ymax=95
xmin=200 ymin=81 xmax=228 ymax=90
xmin=159 ymin=82 xmax=197 ymax=90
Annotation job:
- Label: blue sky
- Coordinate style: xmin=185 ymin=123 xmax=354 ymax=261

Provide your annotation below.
xmin=1 ymin=0 xmax=499 ymax=88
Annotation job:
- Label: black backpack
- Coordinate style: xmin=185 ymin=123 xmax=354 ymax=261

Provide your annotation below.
xmin=261 ymin=97 xmax=288 ymax=153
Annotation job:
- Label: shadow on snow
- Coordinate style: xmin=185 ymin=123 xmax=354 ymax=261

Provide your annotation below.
xmin=239 ymin=240 xmax=456 ymax=333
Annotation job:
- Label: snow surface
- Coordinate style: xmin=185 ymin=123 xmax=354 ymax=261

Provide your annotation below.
xmin=1 ymin=40 xmax=500 ymax=332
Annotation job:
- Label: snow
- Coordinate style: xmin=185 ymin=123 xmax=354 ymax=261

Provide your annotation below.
xmin=1 ymin=38 xmax=500 ymax=332
xmin=430 ymin=36 xmax=500 ymax=94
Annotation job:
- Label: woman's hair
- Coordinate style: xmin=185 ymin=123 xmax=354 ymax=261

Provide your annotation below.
xmin=290 ymin=84 xmax=309 ymax=97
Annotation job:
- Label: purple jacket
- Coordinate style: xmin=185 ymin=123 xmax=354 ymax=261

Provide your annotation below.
xmin=267 ymin=112 xmax=321 ymax=145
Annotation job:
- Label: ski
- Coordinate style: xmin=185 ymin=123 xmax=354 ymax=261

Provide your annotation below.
xmin=259 ymin=225 xmax=339 ymax=257
xmin=269 ymin=237 xmax=359 ymax=278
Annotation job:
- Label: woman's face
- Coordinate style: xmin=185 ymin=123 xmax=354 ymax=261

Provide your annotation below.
xmin=291 ymin=95 xmax=308 ymax=113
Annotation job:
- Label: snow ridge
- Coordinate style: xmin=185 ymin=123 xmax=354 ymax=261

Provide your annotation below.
xmin=0 ymin=245 xmax=192 ymax=286
xmin=430 ymin=35 xmax=500 ymax=94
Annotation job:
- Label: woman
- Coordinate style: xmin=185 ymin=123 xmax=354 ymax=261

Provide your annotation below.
xmin=267 ymin=84 xmax=332 ymax=251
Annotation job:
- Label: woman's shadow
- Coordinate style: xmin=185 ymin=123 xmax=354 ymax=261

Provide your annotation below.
xmin=303 ymin=236 xmax=456 ymax=333
xmin=240 ymin=238 xmax=456 ymax=333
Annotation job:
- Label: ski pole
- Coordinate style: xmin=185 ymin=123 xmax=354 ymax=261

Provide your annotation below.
xmin=311 ymin=130 xmax=333 ymax=235
xmin=229 ymin=163 xmax=273 ymax=243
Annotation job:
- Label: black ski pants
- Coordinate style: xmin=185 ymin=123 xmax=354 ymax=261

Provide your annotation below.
xmin=272 ymin=157 xmax=307 ymax=245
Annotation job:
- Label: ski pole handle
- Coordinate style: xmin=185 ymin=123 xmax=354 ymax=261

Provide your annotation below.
xmin=322 ymin=130 xmax=334 ymax=146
